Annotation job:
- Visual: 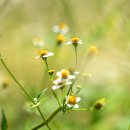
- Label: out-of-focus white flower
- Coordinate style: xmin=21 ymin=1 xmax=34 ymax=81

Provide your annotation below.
xmin=66 ymin=36 xmax=83 ymax=47
xmin=53 ymin=22 xmax=69 ymax=34
xmin=35 ymin=49 xmax=54 ymax=59
xmin=66 ymin=95 xmax=81 ymax=108
xmin=52 ymin=78 xmax=72 ymax=90
xmin=56 ymin=69 xmax=76 ymax=79
xmin=32 ymin=38 xmax=44 ymax=47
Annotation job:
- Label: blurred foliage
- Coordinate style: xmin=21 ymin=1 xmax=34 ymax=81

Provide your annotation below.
xmin=0 ymin=0 xmax=130 ymax=130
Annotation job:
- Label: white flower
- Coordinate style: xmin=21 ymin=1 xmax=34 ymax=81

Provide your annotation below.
xmin=56 ymin=69 xmax=76 ymax=79
xmin=52 ymin=78 xmax=72 ymax=90
xmin=66 ymin=95 xmax=81 ymax=108
xmin=32 ymin=38 xmax=44 ymax=47
xmin=35 ymin=49 xmax=54 ymax=59
xmin=52 ymin=22 xmax=69 ymax=34
xmin=66 ymin=36 xmax=83 ymax=46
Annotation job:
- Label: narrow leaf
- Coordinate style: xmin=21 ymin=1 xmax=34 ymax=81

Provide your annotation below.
xmin=52 ymin=90 xmax=61 ymax=106
xmin=37 ymin=88 xmax=48 ymax=99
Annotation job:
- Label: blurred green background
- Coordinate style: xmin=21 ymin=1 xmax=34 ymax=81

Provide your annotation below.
xmin=0 ymin=0 xmax=130 ymax=130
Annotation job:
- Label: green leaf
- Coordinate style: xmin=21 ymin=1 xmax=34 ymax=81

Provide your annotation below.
xmin=37 ymin=88 xmax=48 ymax=100
xmin=52 ymin=90 xmax=61 ymax=106
xmin=1 ymin=109 xmax=8 ymax=130
xmin=31 ymin=97 xmax=49 ymax=109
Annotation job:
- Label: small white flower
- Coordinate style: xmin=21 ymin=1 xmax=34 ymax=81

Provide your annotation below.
xmin=56 ymin=69 xmax=76 ymax=80
xmin=32 ymin=38 xmax=44 ymax=47
xmin=66 ymin=36 xmax=83 ymax=46
xmin=66 ymin=95 xmax=81 ymax=108
xmin=52 ymin=22 xmax=69 ymax=34
xmin=52 ymin=78 xmax=72 ymax=90
xmin=35 ymin=49 xmax=54 ymax=59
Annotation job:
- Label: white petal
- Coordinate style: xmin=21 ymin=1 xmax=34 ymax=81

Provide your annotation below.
xmin=52 ymin=85 xmax=58 ymax=90
xmin=68 ymin=75 xmax=76 ymax=79
xmin=53 ymin=80 xmax=59 ymax=85
xmin=74 ymin=104 xmax=79 ymax=108
xmin=56 ymin=72 xmax=62 ymax=77
xmin=76 ymin=97 xmax=81 ymax=102
xmin=66 ymin=41 xmax=72 ymax=45
xmin=65 ymin=82 xmax=72 ymax=85
xmin=47 ymin=52 xmax=54 ymax=56
xmin=73 ymin=71 xmax=80 ymax=76
xmin=42 ymin=55 xmax=48 ymax=58
xmin=67 ymin=104 xmax=73 ymax=108
xmin=78 ymin=40 xmax=83 ymax=44
xmin=58 ymin=85 xmax=63 ymax=88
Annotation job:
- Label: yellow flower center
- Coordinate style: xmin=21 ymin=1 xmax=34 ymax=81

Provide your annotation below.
xmin=38 ymin=49 xmax=48 ymax=57
xmin=59 ymin=22 xmax=66 ymax=29
xmin=71 ymin=36 xmax=79 ymax=44
xmin=61 ymin=70 xmax=70 ymax=78
xmin=56 ymin=34 xmax=66 ymax=43
xmin=89 ymin=46 xmax=98 ymax=54
xmin=68 ymin=96 xmax=77 ymax=105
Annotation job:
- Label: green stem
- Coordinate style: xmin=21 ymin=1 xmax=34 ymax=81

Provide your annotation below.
xmin=74 ymin=46 xmax=78 ymax=68
xmin=32 ymin=107 xmax=62 ymax=130
xmin=67 ymin=77 xmax=77 ymax=96
xmin=0 ymin=55 xmax=33 ymax=103
xmin=44 ymin=59 xmax=49 ymax=70
xmin=44 ymin=59 xmax=53 ymax=80
xmin=37 ymin=106 xmax=51 ymax=130
xmin=0 ymin=54 xmax=50 ymax=130
xmin=71 ymin=108 xmax=92 ymax=111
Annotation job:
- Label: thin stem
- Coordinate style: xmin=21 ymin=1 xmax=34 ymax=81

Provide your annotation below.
xmin=44 ymin=59 xmax=49 ymax=70
xmin=44 ymin=59 xmax=54 ymax=81
xmin=0 ymin=55 xmax=50 ymax=130
xmin=32 ymin=107 xmax=62 ymax=130
xmin=0 ymin=55 xmax=33 ymax=103
xmin=67 ymin=78 xmax=78 ymax=96
xmin=71 ymin=108 xmax=92 ymax=111
xmin=37 ymin=106 xmax=51 ymax=130
xmin=74 ymin=46 xmax=78 ymax=68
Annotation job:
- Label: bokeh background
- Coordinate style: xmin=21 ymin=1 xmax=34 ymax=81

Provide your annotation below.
xmin=0 ymin=0 xmax=130 ymax=130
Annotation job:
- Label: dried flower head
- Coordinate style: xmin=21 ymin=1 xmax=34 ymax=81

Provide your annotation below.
xmin=48 ymin=69 xmax=55 ymax=76
xmin=93 ymin=98 xmax=106 ymax=110
xmin=35 ymin=49 xmax=54 ymax=59
xmin=66 ymin=95 xmax=81 ymax=108
xmin=67 ymin=36 xmax=83 ymax=47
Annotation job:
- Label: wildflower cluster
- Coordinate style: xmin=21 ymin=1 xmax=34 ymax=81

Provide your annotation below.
xmin=0 ymin=22 xmax=105 ymax=130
